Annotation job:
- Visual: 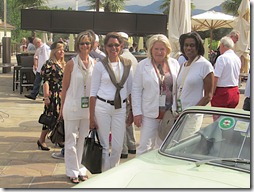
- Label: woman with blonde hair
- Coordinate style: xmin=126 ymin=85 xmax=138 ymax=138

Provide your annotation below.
xmin=60 ymin=30 xmax=96 ymax=184
xmin=132 ymin=34 xmax=180 ymax=155
xmin=37 ymin=41 xmax=65 ymax=151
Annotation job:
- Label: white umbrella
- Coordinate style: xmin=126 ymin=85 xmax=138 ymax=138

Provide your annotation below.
xmin=192 ymin=10 xmax=236 ymax=47
xmin=233 ymin=0 xmax=250 ymax=73
xmin=168 ymin=0 xmax=191 ymax=59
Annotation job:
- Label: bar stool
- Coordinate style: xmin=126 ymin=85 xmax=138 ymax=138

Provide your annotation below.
xmin=19 ymin=55 xmax=35 ymax=94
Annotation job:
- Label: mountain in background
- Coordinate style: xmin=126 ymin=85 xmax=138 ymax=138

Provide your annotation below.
xmin=70 ymin=0 xmax=224 ymax=16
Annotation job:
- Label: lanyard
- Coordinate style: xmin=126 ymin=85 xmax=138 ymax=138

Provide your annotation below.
xmin=78 ymin=55 xmax=91 ymax=95
xmin=177 ymin=56 xmax=200 ymax=99
xmin=152 ymin=61 xmax=165 ymax=95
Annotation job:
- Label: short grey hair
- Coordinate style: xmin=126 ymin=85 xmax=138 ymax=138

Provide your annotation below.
xmin=220 ymin=36 xmax=234 ymax=49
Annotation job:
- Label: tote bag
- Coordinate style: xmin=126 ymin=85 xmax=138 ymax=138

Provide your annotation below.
xmin=158 ymin=109 xmax=175 ymax=141
xmin=82 ymin=129 xmax=102 ymax=174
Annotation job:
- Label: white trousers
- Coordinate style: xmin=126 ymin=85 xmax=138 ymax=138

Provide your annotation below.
xmin=95 ymin=99 xmax=126 ymax=172
xmin=137 ymin=116 xmax=161 ymax=156
xmin=64 ymin=117 xmax=89 ymax=178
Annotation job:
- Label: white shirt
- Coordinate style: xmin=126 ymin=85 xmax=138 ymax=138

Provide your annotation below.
xmin=63 ymin=55 xmax=94 ymax=120
xmin=90 ymin=61 xmax=133 ymax=101
xmin=34 ymin=43 xmax=51 ymax=73
xmin=177 ymin=55 xmax=187 ymax=66
xmin=214 ymin=49 xmax=241 ymax=87
xmin=121 ymin=49 xmax=138 ymax=73
xmin=244 ymin=73 xmax=250 ymax=98
xmin=175 ymin=56 xmax=214 ymax=110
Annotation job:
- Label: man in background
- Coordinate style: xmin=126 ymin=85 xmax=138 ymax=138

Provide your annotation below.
xmin=25 ymin=38 xmax=50 ymax=100
xmin=89 ymin=34 xmax=106 ymax=62
xmin=118 ymin=32 xmax=138 ymax=159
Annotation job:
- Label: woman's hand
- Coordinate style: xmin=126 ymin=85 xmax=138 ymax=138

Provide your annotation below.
xmin=133 ymin=115 xmax=142 ymax=128
xmin=89 ymin=118 xmax=98 ymax=130
xmin=44 ymin=97 xmax=50 ymax=106
xmin=126 ymin=110 xmax=134 ymax=127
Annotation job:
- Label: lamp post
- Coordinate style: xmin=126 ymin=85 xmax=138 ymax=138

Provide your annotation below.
xmin=4 ymin=0 xmax=7 ymax=36
xmin=2 ymin=0 xmax=11 ymax=70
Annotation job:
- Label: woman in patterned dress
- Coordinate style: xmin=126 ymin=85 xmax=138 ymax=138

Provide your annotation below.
xmin=37 ymin=41 xmax=65 ymax=151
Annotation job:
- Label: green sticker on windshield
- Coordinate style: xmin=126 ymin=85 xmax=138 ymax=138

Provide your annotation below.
xmin=219 ymin=117 xmax=235 ymax=130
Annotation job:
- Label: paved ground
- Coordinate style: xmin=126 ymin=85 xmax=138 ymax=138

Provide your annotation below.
xmin=0 ymin=56 xmax=246 ymax=189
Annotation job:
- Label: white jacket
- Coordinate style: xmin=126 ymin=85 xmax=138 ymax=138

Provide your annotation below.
xmin=132 ymin=57 xmax=180 ymax=118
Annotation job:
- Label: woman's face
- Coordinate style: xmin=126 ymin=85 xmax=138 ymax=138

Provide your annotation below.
xmin=79 ymin=36 xmax=92 ymax=54
xmin=151 ymin=41 xmax=167 ymax=63
xmin=105 ymin=37 xmax=122 ymax=59
xmin=55 ymin=45 xmax=65 ymax=60
xmin=183 ymin=38 xmax=198 ymax=60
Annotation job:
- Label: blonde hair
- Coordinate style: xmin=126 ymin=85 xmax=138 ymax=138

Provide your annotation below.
xmin=50 ymin=42 xmax=66 ymax=68
xmin=146 ymin=34 xmax=172 ymax=59
xmin=75 ymin=30 xmax=96 ymax=53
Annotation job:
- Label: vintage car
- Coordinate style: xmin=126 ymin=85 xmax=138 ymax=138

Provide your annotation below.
xmin=75 ymin=106 xmax=250 ymax=188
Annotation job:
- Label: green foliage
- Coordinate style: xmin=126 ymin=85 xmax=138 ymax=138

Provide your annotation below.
xmin=4 ymin=0 xmax=49 ymax=43
xmin=87 ymin=0 xmax=126 ymax=12
xmin=222 ymin=0 xmax=242 ymax=16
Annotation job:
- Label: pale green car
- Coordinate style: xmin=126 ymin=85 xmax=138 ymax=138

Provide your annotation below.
xmin=75 ymin=106 xmax=250 ymax=188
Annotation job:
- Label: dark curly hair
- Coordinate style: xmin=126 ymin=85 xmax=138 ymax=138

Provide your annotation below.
xmin=179 ymin=31 xmax=205 ymax=56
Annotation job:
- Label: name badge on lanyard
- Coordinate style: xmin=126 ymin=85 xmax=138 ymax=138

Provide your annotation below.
xmin=159 ymin=95 xmax=166 ymax=107
xmin=81 ymin=96 xmax=89 ymax=108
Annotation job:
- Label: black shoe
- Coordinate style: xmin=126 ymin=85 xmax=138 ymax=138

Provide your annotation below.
xmin=128 ymin=149 xmax=136 ymax=154
xmin=25 ymin=94 xmax=36 ymax=100
xmin=120 ymin=154 xmax=128 ymax=159
xmin=37 ymin=140 xmax=50 ymax=151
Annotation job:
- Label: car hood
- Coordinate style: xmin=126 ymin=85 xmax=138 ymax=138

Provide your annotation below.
xmin=74 ymin=150 xmax=250 ymax=188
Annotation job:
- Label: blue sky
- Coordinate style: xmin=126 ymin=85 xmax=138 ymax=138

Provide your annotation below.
xmin=48 ymin=0 xmax=226 ymax=11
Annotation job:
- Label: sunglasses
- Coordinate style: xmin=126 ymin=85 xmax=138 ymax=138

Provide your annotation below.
xmin=107 ymin=44 xmax=120 ymax=48
xmin=79 ymin=42 xmax=91 ymax=46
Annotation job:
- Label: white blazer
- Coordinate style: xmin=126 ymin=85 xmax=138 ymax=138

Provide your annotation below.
xmin=132 ymin=57 xmax=180 ymax=118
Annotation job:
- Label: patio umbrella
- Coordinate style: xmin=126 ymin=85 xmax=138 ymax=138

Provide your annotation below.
xmin=192 ymin=10 xmax=236 ymax=47
xmin=233 ymin=0 xmax=250 ymax=73
xmin=167 ymin=0 xmax=191 ymax=59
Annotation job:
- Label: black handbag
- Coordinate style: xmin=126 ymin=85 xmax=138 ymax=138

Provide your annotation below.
xmin=38 ymin=105 xmax=57 ymax=129
xmin=48 ymin=119 xmax=65 ymax=144
xmin=82 ymin=129 xmax=103 ymax=174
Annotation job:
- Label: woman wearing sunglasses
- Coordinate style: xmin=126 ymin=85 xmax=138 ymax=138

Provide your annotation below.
xmin=89 ymin=32 xmax=133 ymax=172
xmin=60 ymin=30 xmax=96 ymax=184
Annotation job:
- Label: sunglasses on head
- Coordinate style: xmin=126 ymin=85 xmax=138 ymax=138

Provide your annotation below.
xmin=79 ymin=42 xmax=91 ymax=46
xmin=107 ymin=44 xmax=120 ymax=48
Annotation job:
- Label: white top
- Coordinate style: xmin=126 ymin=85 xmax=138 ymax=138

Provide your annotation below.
xmin=177 ymin=55 xmax=187 ymax=66
xmin=121 ymin=49 xmax=138 ymax=73
xmin=214 ymin=49 xmax=241 ymax=87
xmin=90 ymin=60 xmax=133 ymax=102
xmin=132 ymin=57 xmax=180 ymax=118
xmin=63 ymin=55 xmax=94 ymax=120
xmin=34 ymin=43 xmax=51 ymax=73
xmin=175 ymin=56 xmax=214 ymax=110
xmin=89 ymin=48 xmax=106 ymax=62
xmin=27 ymin=43 xmax=36 ymax=52
xmin=244 ymin=73 xmax=250 ymax=97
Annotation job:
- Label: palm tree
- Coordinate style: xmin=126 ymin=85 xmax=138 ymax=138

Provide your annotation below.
xmin=8 ymin=0 xmax=48 ymax=41
xmin=222 ymin=0 xmax=242 ymax=16
xmin=87 ymin=0 xmax=126 ymax=12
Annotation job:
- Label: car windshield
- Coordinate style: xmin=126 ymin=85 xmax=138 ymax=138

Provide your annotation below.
xmin=160 ymin=110 xmax=250 ymax=172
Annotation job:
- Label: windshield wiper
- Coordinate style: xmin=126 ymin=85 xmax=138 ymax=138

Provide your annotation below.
xmin=195 ymin=157 xmax=250 ymax=167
